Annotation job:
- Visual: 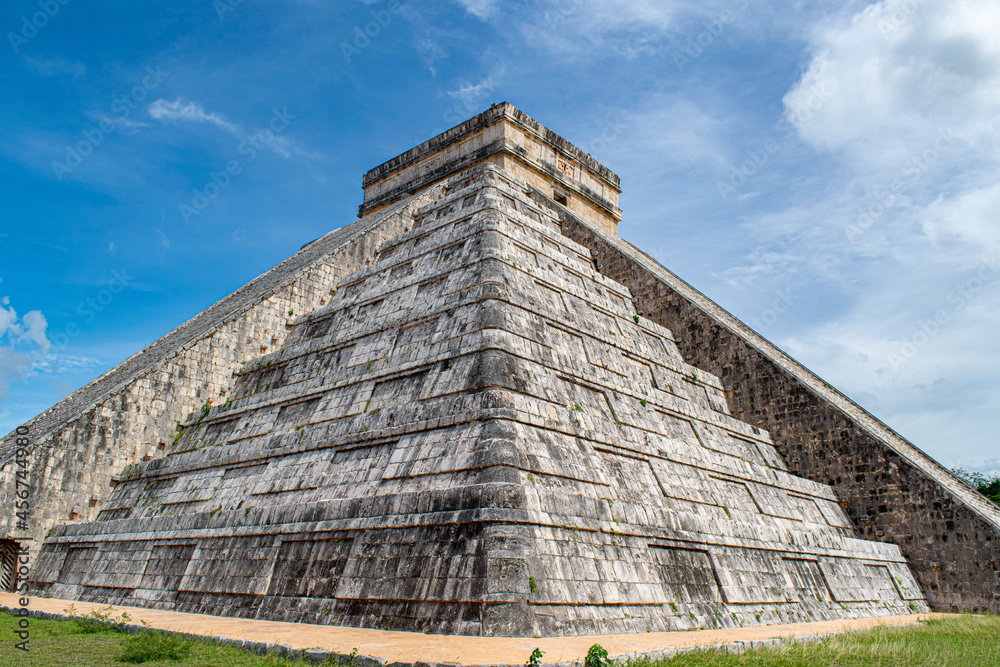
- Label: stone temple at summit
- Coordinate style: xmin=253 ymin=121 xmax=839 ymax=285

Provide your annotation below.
xmin=1 ymin=104 xmax=998 ymax=636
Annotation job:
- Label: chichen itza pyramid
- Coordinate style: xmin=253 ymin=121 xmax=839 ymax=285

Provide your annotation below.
xmin=1 ymin=104 xmax=997 ymax=636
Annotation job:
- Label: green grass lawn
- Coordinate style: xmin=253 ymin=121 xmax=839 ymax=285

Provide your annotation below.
xmin=1 ymin=611 xmax=998 ymax=666
xmin=0 ymin=610 xmax=343 ymax=667
xmin=623 ymin=614 xmax=1000 ymax=667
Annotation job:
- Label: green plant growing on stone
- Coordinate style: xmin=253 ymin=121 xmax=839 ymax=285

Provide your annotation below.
xmin=526 ymin=647 xmax=545 ymax=666
xmin=529 ymin=576 xmax=537 ymax=592
xmin=723 ymin=504 xmax=732 ymax=518
xmin=640 ymin=398 xmax=647 ymax=407
xmin=584 ymin=643 xmax=612 ymax=667
xmin=633 ymin=314 xmax=639 ymax=323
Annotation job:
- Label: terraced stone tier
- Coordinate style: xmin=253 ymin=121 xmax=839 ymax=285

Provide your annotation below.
xmin=30 ymin=165 xmax=927 ymax=636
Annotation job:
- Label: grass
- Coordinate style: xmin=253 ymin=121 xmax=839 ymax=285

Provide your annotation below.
xmin=0 ymin=611 xmax=352 ymax=666
xmin=621 ymin=615 xmax=1000 ymax=667
xmin=2 ymin=612 xmax=998 ymax=666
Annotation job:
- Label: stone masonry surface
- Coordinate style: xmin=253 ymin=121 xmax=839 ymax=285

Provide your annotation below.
xmin=549 ymin=194 xmax=1000 ymax=613
xmin=29 ymin=165 xmax=927 ymax=636
xmin=0 ymin=188 xmax=443 ymax=563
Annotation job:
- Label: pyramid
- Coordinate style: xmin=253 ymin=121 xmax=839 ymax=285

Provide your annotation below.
xmin=28 ymin=113 xmax=928 ymax=635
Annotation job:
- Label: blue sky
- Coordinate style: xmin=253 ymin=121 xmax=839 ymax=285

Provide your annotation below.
xmin=1 ymin=0 xmax=997 ymax=474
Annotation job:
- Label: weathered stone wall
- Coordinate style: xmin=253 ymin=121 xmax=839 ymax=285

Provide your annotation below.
xmin=360 ymin=103 xmax=622 ymax=236
xmin=550 ymin=198 xmax=1000 ymax=613
xmin=30 ymin=166 xmax=926 ymax=637
xmin=0 ymin=190 xmax=441 ymax=564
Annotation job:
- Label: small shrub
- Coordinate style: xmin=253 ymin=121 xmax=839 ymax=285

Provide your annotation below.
xmin=119 ymin=630 xmax=192 ymax=663
xmin=64 ymin=604 xmax=131 ymax=634
xmin=527 ymin=647 xmax=545 ymax=666
xmin=529 ymin=576 xmax=537 ymax=592
xmin=584 ymin=643 xmax=612 ymax=667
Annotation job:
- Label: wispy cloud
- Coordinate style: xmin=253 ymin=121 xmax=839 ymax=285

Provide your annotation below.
xmin=446 ymin=67 xmax=504 ymax=109
xmin=462 ymin=0 xmax=679 ymax=56
xmin=453 ymin=0 xmax=499 ymax=20
xmin=24 ymin=353 xmax=100 ymax=377
xmin=23 ymin=55 xmax=85 ymax=78
xmin=153 ymin=228 xmax=170 ymax=252
xmin=146 ymin=99 xmax=312 ymax=161
xmin=147 ymin=98 xmax=241 ymax=136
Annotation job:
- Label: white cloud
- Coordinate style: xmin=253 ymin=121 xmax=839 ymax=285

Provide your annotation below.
xmin=706 ymin=0 xmax=1000 ymax=473
xmin=147 ymin=98 xmax=241 ymax=136
xmin=784 ymin=0 xmax=1000 ymax=160
xmin=0 ymin=298 xmax=50 ymax=401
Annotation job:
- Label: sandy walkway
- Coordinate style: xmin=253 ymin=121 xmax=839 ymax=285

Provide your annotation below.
xmin=0 ymin=593 xmax=947 ymax=665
